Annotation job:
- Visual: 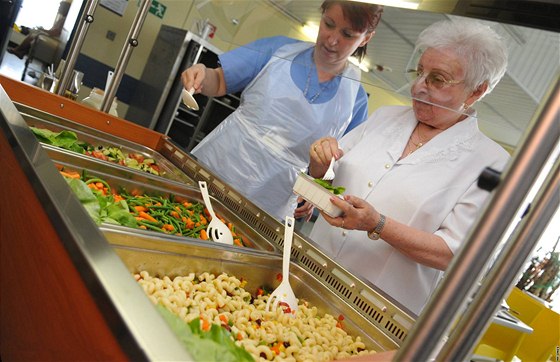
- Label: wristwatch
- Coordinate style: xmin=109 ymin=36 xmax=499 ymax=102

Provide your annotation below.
xmin=367 ymin=214 xmax=386 ymax=240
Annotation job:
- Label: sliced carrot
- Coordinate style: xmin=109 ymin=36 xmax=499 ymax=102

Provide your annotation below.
xmin=200 ymin=229 xmax=209 ymax=240
xmin=60 ymin=170 xmax=81 ymax=179
xmin=134 ymin=205 xmax=147 ymax=212
xmin=138 ymin=211 xmax=157 ymax=223
xmin=241 ymin=235 xmax=252 ymax=248
xmin=162 ymin=224 xmax=174 ymax=231
xmin=236 ymin=332 xmax=243 ymax=341
xmin=170 ymin=211 xmax=180 ymax=219
xmin=201 ymin=317 xmax=211 ymax=332
xmin=233 ymin=238 xmax=243 ymax=247
xmin=219 ymin=314 xmax=228 ymax=324
xmin=138 ymin=225 xmax=147 ymax=230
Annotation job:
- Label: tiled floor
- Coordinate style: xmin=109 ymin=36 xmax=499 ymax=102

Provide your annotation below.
xmin=0 ymin=49 xmax=41 ymax=86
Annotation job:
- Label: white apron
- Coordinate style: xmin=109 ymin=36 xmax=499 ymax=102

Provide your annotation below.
xmin=192 ymin=42 xmax=360 ymax=220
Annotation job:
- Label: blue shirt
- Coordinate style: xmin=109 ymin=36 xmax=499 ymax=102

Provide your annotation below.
xmin=219 ymin=36 xmax=369 ymax=134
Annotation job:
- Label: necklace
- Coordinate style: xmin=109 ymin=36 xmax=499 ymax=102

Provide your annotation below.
xmin=303 ymin=52 xmax=342 ymax=103
xmin=303 ymin=66 xmax=329 ymax=103
xmin=410 ymin=126 xmax=427 ymax=149
xmin=402 ymin=126 xmax=427 ymax=158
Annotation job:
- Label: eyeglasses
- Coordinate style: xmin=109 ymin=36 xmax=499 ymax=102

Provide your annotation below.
xmin=405 ymin=69 xmax=463 ymax=90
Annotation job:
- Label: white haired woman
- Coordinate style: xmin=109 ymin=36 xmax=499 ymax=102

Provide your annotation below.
xmin=307 ymin=18 xmax=510 ymax=316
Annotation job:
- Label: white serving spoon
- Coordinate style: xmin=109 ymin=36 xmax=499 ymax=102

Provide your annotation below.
xmin=182 ymin=88 xmax=199 ymax=111
xmin=198 ymin=181 xmax=233 ymax=245
xmin=265 ymin=216 xmax=298 ymax=317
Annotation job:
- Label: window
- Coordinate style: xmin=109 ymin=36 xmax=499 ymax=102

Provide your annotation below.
xmin=15 ymin=0 xmax=61 ymax=29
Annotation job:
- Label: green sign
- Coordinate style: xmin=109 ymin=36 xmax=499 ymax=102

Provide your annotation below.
xmin=149 ymin=0 xmax=166 ymax=19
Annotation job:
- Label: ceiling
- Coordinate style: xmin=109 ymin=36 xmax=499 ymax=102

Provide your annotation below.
xmin=269 ymin=0 xmax=560 ymax=151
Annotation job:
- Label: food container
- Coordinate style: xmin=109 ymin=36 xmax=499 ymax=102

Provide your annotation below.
xmin=52 ymin=155 xmax=279 ymax=253
xmin=105 ymin=227 xmax=401 ymax=354
xmin=18 ymin=105 xmax=193 ymax=185
xmin=293 ymin=173 xmax=343 ymax=217
xmin=81 ymin=87 xmax=118 ymax=117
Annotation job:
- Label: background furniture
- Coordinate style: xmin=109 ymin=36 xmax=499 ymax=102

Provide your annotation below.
xmin=21 ymin=29 xmax=67 ymax=81
xmin=125 ymin=26 xmax=240 ymax=151
xmin=0 ymin=0 xmax=24 ymax=65
xmin=474 ymin=287 xmax=560 ymax=361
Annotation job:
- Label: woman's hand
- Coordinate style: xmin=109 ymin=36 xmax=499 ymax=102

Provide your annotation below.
xmin=294 ymin=197 xmax=314 ymax=221
xmin=321 ymin=194 xmax=380 ymax=232
xmin=309 ymin=137 xmax=344 ymax=179
xmin=181 ymin=64 xmax=207 ymax=94
xmin=181 ymin=64 xmax=227 ymax=97
xmin=324 ymin=196 xmax=453 ymax=270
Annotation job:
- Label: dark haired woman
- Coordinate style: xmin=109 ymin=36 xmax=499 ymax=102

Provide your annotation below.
xmin=181 ymin=1 xmax=383 ymax=221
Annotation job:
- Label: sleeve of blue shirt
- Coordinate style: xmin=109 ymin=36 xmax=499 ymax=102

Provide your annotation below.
xmin=345 ymin=86 xmax=369 ymax=135
xmin=219 ymin=36 xmax=300 ymax=94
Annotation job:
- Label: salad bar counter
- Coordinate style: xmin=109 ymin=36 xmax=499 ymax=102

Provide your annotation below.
xmin=0 ymin=76 xmax=414 ymax=361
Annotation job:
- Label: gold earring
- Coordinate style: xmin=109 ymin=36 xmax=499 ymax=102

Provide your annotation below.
xmin=463 ymin=103 xmax=469 ymax=111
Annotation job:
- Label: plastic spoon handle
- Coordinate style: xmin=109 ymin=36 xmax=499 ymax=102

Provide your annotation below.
xmin=198 ymin=181 xmax=217 ymax=219
xmin=283 ymin=217 xmax=295 ymax=278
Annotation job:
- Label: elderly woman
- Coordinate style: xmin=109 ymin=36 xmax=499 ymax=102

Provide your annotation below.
xmin=307 ymin=18 xmax=509 ymax=315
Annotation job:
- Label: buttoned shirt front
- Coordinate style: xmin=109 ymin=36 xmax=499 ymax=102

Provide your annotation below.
xmin=309 ymin=105 xmax=510 ymax=315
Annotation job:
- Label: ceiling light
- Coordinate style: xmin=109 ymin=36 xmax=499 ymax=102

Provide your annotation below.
xmin=301 ymin=22 xmax=319 ymax=41
xmin=349 ymin=57 xmax=370 ymax=73
xmin=350 ymin=0 xmax=420 ymax=10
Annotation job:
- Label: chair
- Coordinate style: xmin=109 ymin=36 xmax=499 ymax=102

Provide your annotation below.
xmin=473 ymin=287 xmax=559 ymax=361
xmin=473 ymin=322 xmax=526 ymax=361
xmin=515 ymin=305 xmax=560 ymax=362
xmin=21 ymin=30 xmax=67 ymax=81
xmin=507 ymin=287 xmax=545 ymax=325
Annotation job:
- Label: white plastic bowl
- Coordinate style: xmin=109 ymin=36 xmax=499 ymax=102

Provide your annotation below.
xmin=293 ymin=173 xmax=343 ymax=217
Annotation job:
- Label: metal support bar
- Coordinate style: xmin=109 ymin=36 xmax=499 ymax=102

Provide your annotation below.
xmin=57 ymin=0 xmax=99 ymax=96
xmin=101 ymin=0 xmax=151 ymax=113
xmin=438 ymin=150 xmax=559 ymax=361
xmin=395 ymin=75 xmax=560 ymax=362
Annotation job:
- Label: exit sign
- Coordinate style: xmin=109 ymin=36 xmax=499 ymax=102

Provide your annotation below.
xmin=149 ymin=0 xmax=166 ymax=19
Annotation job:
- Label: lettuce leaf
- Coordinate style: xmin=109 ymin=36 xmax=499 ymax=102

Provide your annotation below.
xmin=314 ymin=178 xmax=346 ymax=195
xmin=65 ymin=178 xmax=102 ymax=223
xmin=65 ymin=177 xmax=137 ymax=227
xmin=30 ymin=126 xmax=90 ymax=154
xmin=156 ymin=305 xmax=254 ymax=362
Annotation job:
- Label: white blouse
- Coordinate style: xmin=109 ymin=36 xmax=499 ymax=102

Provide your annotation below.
xmin=309 ymin=105 xmax=510 ymax=315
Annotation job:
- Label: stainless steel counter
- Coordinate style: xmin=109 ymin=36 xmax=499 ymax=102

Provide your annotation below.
xmin=0 ymin=80 xmax=415 ymax=360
